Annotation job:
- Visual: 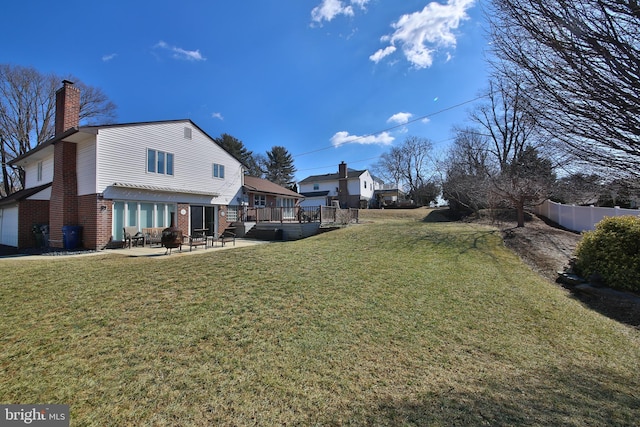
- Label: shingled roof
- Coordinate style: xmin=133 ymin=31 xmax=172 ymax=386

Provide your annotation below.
xmin=243 ymin=176 xmax=301 ymax=198
xmin=298 ymin=168 xmax=366 ymax=184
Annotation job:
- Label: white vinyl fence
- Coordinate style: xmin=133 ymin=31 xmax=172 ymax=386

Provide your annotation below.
xmin=534 ymin=200 xmax=640 ymax=233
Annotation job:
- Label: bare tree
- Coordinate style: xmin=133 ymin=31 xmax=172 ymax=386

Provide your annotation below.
xmin=551 ymin=173 xmax=603 ymax=205
xmin=445 ymin=75 xmax=556 ymax=227
xmin=0 ymin=64 xmax=116 ymax=194
xmin=375 ymin=136 xmax=438 ymax=206
xmin=441 ymin=128 xmax=493 ymax=216
xmin=488 ymin=0 xmax=640 ymax=177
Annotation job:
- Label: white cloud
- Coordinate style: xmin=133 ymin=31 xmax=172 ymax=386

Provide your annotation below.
xmin=371 ymin=0 xmax=476 ymax=69
xmin=212 ymin=112 xmax=224 ymax=121
xmin=387 ymin=112 xmax=413 ymax=125
xmin=311 ymin=0 xmax=370 ymax=24
xmin=154 ymin=40 xmax=206 ymax=61
xmin=330 ymin=131 xmax=394 ymax=147
xmin=369 ymin=45 xmax=397 ymax=64
xmin=102 ymin=53 xmax=117 ymax=62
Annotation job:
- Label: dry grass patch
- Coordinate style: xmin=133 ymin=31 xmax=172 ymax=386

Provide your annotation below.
xmin=1 ymin=208 xmax=639 ymax=425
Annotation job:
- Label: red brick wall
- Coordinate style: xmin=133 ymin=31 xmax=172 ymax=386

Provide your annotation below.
xmin=78 ymin=195 xmax=112 ymax=250
xmin=17 ymin=200 xmax=50 ymax=249
xmin=176 ymin=203 xmax=189 ymax=236
xmin=55 ymin=81 xmax=80 ymax=135
xmin=49 ymin=80 xmax=81 ymax=248
xmin=217 ymin=206 xmax=230 ymax=236
xmin=49 ymin=141 xmax=78 ymax=248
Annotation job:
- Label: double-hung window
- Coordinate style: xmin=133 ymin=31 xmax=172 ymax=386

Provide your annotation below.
xmin=147 ymin=149 xmax=174 ymax=175
xmin=254 ymin=195 xmax=266 ymax=207
xmin=213 ymin=163 xmax=225 ymax=179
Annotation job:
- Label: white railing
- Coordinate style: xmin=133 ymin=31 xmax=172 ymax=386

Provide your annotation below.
xmin=533 ymin=200 xmax=640 ymax=232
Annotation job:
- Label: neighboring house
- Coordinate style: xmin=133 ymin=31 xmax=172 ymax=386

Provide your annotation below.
xmin=240 ymin=175 xmax=302 ymax=222
xmin=2 ymin=80 xmax=244 ymax=250
xmin=374 ymin=184 xmax=407 ymax=207
xmin=298 ymin=162 xmax=377 ymax=209
xmin=238 ymin=175 xmax=323 ymax=241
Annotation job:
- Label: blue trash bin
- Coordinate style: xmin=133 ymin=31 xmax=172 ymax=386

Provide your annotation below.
xmin=62 ymin=225 xmax=82 ymax=250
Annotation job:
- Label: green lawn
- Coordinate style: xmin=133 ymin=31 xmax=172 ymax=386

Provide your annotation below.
xmin=1 ymin=208 xmax=639 ymax=426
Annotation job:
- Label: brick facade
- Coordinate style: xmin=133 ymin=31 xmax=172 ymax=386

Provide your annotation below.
xmin=49 ymin=141 xmax=78 ymax=248
xmin=176 ymin=203 xmax=189 ymax=236
xmin=17 ymin=200 xmax=50 ymax=248
xmin=49 ymin=81 xmax=81 ymax=248
xmin=55 ymin=80 xmax=80 ymax=135
xmin=217 ymin=206 xmax=231 ymax=236
xmin=78 ymin=195 xmax=112 ymax=250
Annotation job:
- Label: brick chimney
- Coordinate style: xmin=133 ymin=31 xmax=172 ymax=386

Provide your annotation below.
xmin=55 ymin=80 xmax=80 ymax=135
xmin=338 ymin=161 xmax=348 ymax=179
xmin=338 ymin=161 xmax=349 ymax=208
xmin=50 ymin=81 xmax=80 ymax=248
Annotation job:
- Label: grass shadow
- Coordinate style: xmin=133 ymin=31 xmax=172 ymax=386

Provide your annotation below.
xmin=562 ymin=284 xmax=640 ymax=329
xmin=422 ymin=208 xmax=455 ymax=223
xmin=354 ymin=366 xmax=639 ymax=426
xmin=411 ymin=228 xmax=501 ymax=258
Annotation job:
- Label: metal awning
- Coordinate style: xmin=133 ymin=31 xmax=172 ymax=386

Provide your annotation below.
xmin=111 ymin=182 xmax=219 ymax=197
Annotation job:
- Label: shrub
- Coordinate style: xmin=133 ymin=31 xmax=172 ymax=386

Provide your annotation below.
xmin=574 ymin=216 xmax=640 ymax=292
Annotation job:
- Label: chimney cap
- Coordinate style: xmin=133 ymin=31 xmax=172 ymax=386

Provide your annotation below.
xmin=62 ymin=79 xmax=75 ymax=85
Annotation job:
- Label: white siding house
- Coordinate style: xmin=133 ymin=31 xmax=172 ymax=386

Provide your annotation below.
xmin=298 ymin=162 xmax=378 ymax=208
xmin=9 ymin=118 xmax=244 ymax=249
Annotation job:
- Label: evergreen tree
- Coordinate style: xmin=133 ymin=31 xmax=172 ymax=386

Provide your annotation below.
xmin=265 ymin=146 xmax=296 ymax=188
xmin=213 ymin=133 xmax=263 ymax=177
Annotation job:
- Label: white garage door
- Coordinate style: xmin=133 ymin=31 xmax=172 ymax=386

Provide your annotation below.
xmin=0 ymin=205 xmax=19 ymax=247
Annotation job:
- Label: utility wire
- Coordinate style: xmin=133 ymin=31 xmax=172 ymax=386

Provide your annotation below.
xmin=293 ymin=95 xmax=486 ymax=158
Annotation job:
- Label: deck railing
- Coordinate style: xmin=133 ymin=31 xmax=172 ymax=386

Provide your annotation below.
xmin=231 ymin=205 xmax=359 ymax=225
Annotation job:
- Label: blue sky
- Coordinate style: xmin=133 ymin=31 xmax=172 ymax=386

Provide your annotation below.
xmin=2 ymin=0 xmax=490 ymax=181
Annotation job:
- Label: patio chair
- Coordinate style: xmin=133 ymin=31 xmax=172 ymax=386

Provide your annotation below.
xmin=123 ymin=226 xmax=144 ymax=248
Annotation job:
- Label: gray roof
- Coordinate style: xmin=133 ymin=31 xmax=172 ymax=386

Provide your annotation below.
xmin=299 ymin=168 xmax=366 ymax=184
xmin=0 ymin=183 xmax=52 ymax=207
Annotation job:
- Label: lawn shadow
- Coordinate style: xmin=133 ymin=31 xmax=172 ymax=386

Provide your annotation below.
xmin=422 ymin=208 xmax=456 ymax=223
xmin=410 ymin=228 xmax=501 ymax=259
xmin=562 ymin=284 xmax=640 ymax=329
xmin=346 ymin=365 xmax=639 ymax=426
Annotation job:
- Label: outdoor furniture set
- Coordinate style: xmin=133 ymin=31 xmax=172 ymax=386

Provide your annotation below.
xmin=122 ymin=227 xmax=236 ymax=252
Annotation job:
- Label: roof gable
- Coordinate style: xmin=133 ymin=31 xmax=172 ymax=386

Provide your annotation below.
xmin=11 ymin=119 xmax=241 ymax=168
